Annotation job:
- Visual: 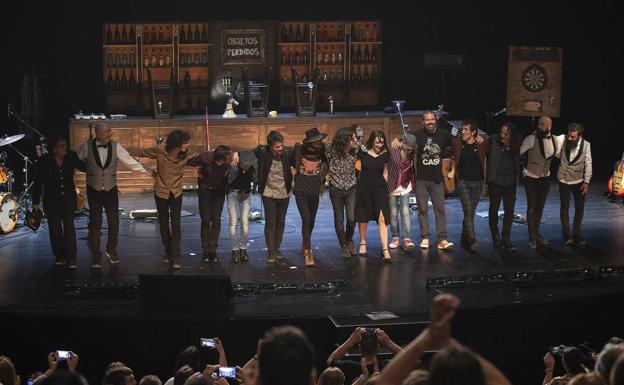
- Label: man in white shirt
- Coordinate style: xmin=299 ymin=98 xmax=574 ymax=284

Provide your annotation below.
xmin=555 ymin=123 xmax=592 ymax=245
xmin=519 ymin=116 xmax=558 ymax=248
xmin=77 ymin=122 xmax=150 ymax=269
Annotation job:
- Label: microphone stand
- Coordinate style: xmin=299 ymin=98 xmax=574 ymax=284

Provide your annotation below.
xmin=392 ymin=100 xmax=409 ymax=136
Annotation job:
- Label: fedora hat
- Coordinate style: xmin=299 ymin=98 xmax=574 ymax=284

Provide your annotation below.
xmin=303 ymin=127 xmax=327 ymax=143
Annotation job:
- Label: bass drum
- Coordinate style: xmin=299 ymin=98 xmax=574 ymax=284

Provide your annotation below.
xmin=0 ymin=192 xmax=18 ymax=234
xmin=0 ymin=165 xmax=9 ymax=184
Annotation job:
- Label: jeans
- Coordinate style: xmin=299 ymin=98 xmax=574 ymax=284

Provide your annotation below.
xmin=261 ymin=195 xmax=290 ymax=254
xmin=87 ymin=186 xmax=119 ymax=261
xmin=46 ymin=204 xmax=77 ymax=264
xmin=295 ymin=192 xmax=320 ymax=250
xmin=388 ymin=193 xmax=411 ymax=239
xmin=488 ymin=182 xmax=517 ymax=241
xmin=415 ymin=180 xmax=447 ymax=240
xmin=559 ymin=182 xmax=585 ymax=238
xmin=198 ymin=188 xmax=226 ymax=254
xmin=154 ymin=192 xmax=182 ymax=260
xmin=457 ymin=180 xmax=483 ymax=241
xmin=329 ymin=185 xmax=356 ymax=247
xmin=227 ymin=190 xmax=251 ymax=250
xmin=524 ymin=176 xmax=550 ymax=240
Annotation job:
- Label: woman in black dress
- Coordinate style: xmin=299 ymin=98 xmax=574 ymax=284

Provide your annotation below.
xmin=356 ymin=130 xmax=391 ymax=262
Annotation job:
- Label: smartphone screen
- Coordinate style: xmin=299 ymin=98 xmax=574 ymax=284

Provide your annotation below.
xmin=200 ymin=338 xmax=215 ymax=348
xmin=27 ymin=380 xmax=34 ymax=385
xmin=57 ymin=350 xmax=71 ymax=360
xmin=218 ymin=367 xmax=236 ymax=378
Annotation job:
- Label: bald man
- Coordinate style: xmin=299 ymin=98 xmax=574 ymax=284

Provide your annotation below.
xmin=519 ymin=116 xmax=558 ymax=248
xmin=77 ymin=122 xmax=150 ymax=269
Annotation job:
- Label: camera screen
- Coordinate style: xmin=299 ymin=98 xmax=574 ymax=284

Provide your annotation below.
xmin=57 ymin=350 xmax=70 ymax=360
xmin=218 ymin=367 xmax=236 ymax=378
xmin=200 ymin=338 xmax=215 ymax=348
xmin=27 ymin=380 xmax=34 ymax=385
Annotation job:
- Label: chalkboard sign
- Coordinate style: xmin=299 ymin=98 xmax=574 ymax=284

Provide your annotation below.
xmin=221 ymin=29 xmax=266 ymax=65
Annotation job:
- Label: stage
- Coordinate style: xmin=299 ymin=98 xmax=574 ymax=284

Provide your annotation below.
xmin=1 ymin=181 xmax=623 ymax=320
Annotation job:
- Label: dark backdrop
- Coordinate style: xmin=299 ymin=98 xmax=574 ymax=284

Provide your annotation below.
xmin=5 ymin=0 xmax=623 ymax=179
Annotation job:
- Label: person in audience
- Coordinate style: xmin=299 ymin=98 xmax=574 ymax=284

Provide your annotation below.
xmin=0 ymin=356 xmax=19 ymax=385
xmin=40 ymin=371 xmax=88 ymax=385
xmin=139 ymin=376 xmax=162 ymax=385
xmin=544 ymin=347 xmax=591 ymax=385
xmin=40 ymin=352 xmax=79 ymax=379
xmin=103 ymin=366 xmax=136 ymax=385
xmin=173 ymin=366 xmax=194 ymax=385
xmin=567 ymin=373 xmax=606 ymax=385
xmin=326 ymin=327 xmax=402 ymax=385
xmin=400 ymin=369 xmax=429 ymax=385
xmin=352 ymin=357 xmax=380 ymax=385
xmin=596 ymin=344 xmax=624 ymax=383
xmin=317 ymin=367 xmax=345 ymax=385
xmin=610 ymin=355 xmax=624 ymax=385
xmin=258 ymin=326 xmax=316 ymax=385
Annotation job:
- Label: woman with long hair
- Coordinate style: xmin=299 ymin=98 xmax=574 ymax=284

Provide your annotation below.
xmin=355 ymin=130 xmax=391 ymax=262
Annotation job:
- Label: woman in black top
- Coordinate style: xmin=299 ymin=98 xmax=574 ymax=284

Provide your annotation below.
xmin=355 ymin=130 xmax=391 ymax=262
xmin=293 ymin=128 xmax=329 ymax=267
xmin=32 ymin=135 xmax=86 ymax=269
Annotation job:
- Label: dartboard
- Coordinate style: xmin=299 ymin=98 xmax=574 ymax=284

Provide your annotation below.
xmin=521 ymin=64 xmax=548 ymax=92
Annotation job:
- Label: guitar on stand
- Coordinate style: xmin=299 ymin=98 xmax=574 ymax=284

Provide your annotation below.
xmin=608 ymin=151 xmax=624 ymax=199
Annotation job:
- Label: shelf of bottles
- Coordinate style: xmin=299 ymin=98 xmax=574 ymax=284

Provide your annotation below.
xmin=278 ymin=21 xmax=312 ymax=108
xmin=347 ymin=21 xmax=382 ymax=106
xmin=314 ymin=22 xmax=346 ymax=87
xmin=104 ymin=24 xmax=138 ymax=92
xmin=177 ymin=23 xmax=210 ymax=113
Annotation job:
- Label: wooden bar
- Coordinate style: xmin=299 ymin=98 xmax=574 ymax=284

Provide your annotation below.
xmin=69 ymin=111 xmax=426 ymax=193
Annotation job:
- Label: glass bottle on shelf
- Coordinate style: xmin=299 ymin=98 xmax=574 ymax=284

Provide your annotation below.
xmin=130 ymin=25 xmax=135 ymax=43
xmin=372 ymin=45 xmax=377 ymax=62
xmin=144 ymin=49 xmax=150 ymax=67
xmin=194 ymin=49 xmax=200 ymax=65
xmin=158 ymin=49 xmax=164 ymax=67
xmin=323 ymin=46 xmax=329 ymax=64
xmin=113 ymin=25 xmax=120 ymax=44
xmin=114 ymin=69 xmax=121 ymax=89
xmin=143 ymin=26 xmax=150 ymax=44
xmin=288 ymin=24 xmax=294 ymax=42
xmin=158 ymin=26 xmax=164 ymax=43
xmin=122 ymin=50 xmax=128 ymax=66
xmin=281 ymin=47 xmax=286 ymax=65
xmin=363 ymin=66 xmax=369 ymax=83
xmin=358 ymin=25 xmax=363 ymax=41
xmin=337 ymin=68 xmax=343 ymax=81
xmin=330 ymin=68 xmax=335 ymax=81
xmin=364 ymin=45 xmax=369 ymax=62
xmin=337 ymin=24 xmax=343 ymax=40
xmin=107 ymin=50 xmax=114 ymax=66
xmin=180 ymin=24 xmax=186 ymax=43
xmin=295 ymin=47 xmax=301 ymax=64
xmin=106 ymin=25 xmax=113 ymax=44
xmin=107 ymin=70 xmax=114 ymax=88
xmin=129 ymin=70 xmax=136 ymax=88
xmin=338 ymin=50 xmax=343 ymax=64
xmin=372 ymin=23 xmax=378 ymax=41
xmin=166 ymin=51 xmax=172 ymax=66
xmin=180 ymin=49 xmax=186 ymax=66
xmin=130 ymin=51 xmax=135 ymax=66
xmin=186 ymin=50 xmax=192 ymax=65
xmin=121 ymin=70 xmax=128 ymax=89
xmin=330 ymin=24 xmax=336 ymax=41
xmin=303 ymin=47 xmax=308 ymax=63
xmin=280 ymin=24 xmax=287 ymax=42
xmin=151 ymin=51 xmax=157 ymax=67
xmin=122 ymin=25 xmax=128 ymax=44
xmin=197 ymin=74 xmax=203 ymax=88
xmin=331 ymin=47 xmax=336 ymax=64
xmin=115 ymin=50 xmax=121 ymax=66
xmin=356 ymin=45 xmax=362 ymax=62
xmin=184 ymin=71 xmax=191 ymax=88
xmin=296 ymin=24 xmax=302 ymax=42
xmin=350 ymin=68 xmax=355 ymax=83
xmin=201 ymin=49 xmax=207 ymax=65
xmin=193 ymin=24 xmax=199 ymax=42
xmin=316 ymin=49 xmax=322 ymax=65
xmin=371 ymin=65 xmax=377 ymax=82
xmin=288 ymin=47 xmax=293 ymax=64
xmin=166 ymin=26 xmax=172 ymax=43
xmin=201 ymin=24 xmax=207 ymax=41
xmin=303 ymin=24 xmax=309 ymax=41
xmin=151 ymin=26 xmax=157 ymax=43
xmin=355 ymin=66 xmax=362 ymax=83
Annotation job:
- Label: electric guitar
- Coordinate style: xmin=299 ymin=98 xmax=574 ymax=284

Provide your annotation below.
xmin=608 ymin=151 xmax=624 ymax=197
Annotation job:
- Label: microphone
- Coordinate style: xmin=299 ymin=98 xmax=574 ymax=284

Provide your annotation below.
xmin=492 ymin=107 xmax=507 ymax=117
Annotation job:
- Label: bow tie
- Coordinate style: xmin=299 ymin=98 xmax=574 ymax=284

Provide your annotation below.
xmin=97 ymin=144 xmax=108 ymax=148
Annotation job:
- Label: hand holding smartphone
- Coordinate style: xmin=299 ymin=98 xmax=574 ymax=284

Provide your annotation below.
xmin=200 ymin=338 xmax=216 ymax=349
xmin=217 ymin=367 xmax=236 ymax=378
xmin=56 ymin=350 xmax=71 ymax=360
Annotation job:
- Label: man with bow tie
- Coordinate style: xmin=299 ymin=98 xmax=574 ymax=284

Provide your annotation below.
xmin=520 ymin=116 xmax=558 ymax=249
xmin=77 ymin=122 xmax=150 ymax=269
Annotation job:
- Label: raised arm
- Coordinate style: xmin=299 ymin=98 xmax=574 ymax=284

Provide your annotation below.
xmin=327 ymin=327 xmax=365 ymax=365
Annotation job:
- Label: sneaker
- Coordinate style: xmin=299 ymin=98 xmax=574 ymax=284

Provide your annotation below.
xmin=402 ymin=239 xmax=415 ymax=251
xmin=106 ymin=251 xmax=120 ymax=264
xmin=502 ymin=239 xmax=516 ymax=251
xmin=231 ymin=250 xmax=240 ymax=263
xmin=171 ymin=261 xmax=182 ymax=269
xmin=55 ymin=261 xmax=66 ymax=267
xmin=420 ymin=238 xmax=430 ymax=249
xmin=389 ymin=237 xmax=400 ymax=249
xmin=304 ymin=249 xmax=315 ymax=267
xmin=340 ymin=245 xmax=351 ymax=259
xmin=240 ymin=249 xmax=249 ymax=262
xmin=564 ymin=236 xmax=573 ymax=245
xmin=162 ymin=256 xmax=170 ymax=264
xmin=267 ymin=251 xmax=276 ymax=263
xmin=437 ymin=240 xmax=454 ymax=250
xmin=468 ymin=239 xmax=479 ymax=252
xmin=91 ymin=261 xmax=102 ymax=269
xmin=67 ymin=264 xmax=77 ymax=270
xmin=347 ymin=240 xmax=358 ymax=256
xmin=209 ymin=252 xmax=219 ymax=263
xmin=491 ymin=232 xmax=502 ymax=247
xmin=201 ymin=251 xmax=210 ymax=264
xmin=528 ymin=239 xmax=537 ymax=249
xmin=535 ymin=235 xmax=549 ymax=246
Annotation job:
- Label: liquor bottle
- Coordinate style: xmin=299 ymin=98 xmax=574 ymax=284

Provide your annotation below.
xmin=151 ymin=26 xmax=157 ymax=43
xmin=121 ymin=25 xmax=128 ymax=44
xmin=363 ymin=45 xmax=369 ymax=62
xmin=180 ymin=24 xmax=186 ymax=42
xmin=130 ymin=24 xmax=135 ymax=43
xmin=113 ymin=25 xmax=120 ymax=44
xmin=338 ymin=50 xmax=343 ymax=64
xmin=288 ymin=47 xmax=293 ymax=64
xmin=184 ymin=71 xmax=191 ymax=88
xmin=114 ymin=69 xmax=121 ymax=89
xmin=303 ymin=47 xmax=308 ymax=63
xmin=365 ymin=24 xmax=370 ymax=42
xmin=151 ymin=51 xmax=157 ymax=67
xmin=331 ymin=47 xmax=336 ymax=64
xmin=281 ymin=24 xmax=287 ymax=42
xmin=281 ymin=47 xmax=286 ymax=64
xmin=330 ymin=24 xmax=336 ymax=41
xmin=128 ymin=70 xmax=136 ymax=88
xmin=143 ymin=26 xmax=150 ymax=44
xmin=356 ymin=45 xmax=362 ymax=62
xmin=115 ymin=50 xmax=121 ymax=66
xmin=193 ymin=24 xmax=199 ymax=42
xmin=356 ymin=66 xmax=362 ymax=83
xmin=186 ymin=50 xmax=192 ymax=65
xmin=358 ymin=25 xmax=363 ymax=41
xmin=371 ymin=65 xmax=377 ymax=82
xmin=288 ymin=24 xmax=294 ymax=43
xmin=201 ymin=24 xmax=207 ymax=41
xmin=144 ymin=49 xmax=150 ymax=67
xmin=316 ymin=49 xmax=322 ymax=65
xmin=303 ymin=24 xmax=309 ymax=40
xmin=371 ymin=45 xmax=377 ymax=63
xmin=363 ymin=66 xmax=369 ymax=83
xmin=180 ymin=49 xmax=186 ymax=66
xmin=158 ymin=49 xmax=164 ymax=67
xmin=106 ymin=25 xmax=112 ymax=44
xmin=337 ymin=68 xmax=343 ymax=81
xmin=296 ymin=24 xmax=302 ymax=42
xmin=158 ymin=26 xmax=164 ymax=43
xmin=107 ymin=50 xmax=114 ymax=66
xmin=129 ymin=50 xmax=135 ymax=66
xmin=120 ymin=50 xmax=127 ymax=66
xmin=324 ymin=47 xmax=329 ymax=64
xmin=322 ymin=71 xmax=328 ymax=82
xmin=194 ymin=49 xmax=200 ymax=65
xmin=166 ymin=25 xmax=172 ymax=43
xmin=295 ymin=47 xmax=301 ymax=64
xmin=121 ymin=70 xmax=128 ymax=89
xmin=337 ymin=24 xmax=343 ymax=40
xmin=201 ymin=48 xmax=207 ymax=65
xmin=165 ymin=51 xmax=172 ymax=66
xmin=107 ymin=69 xmax=114 ymax=88
xmin=372 ymin=23 xmax=378 ymax=41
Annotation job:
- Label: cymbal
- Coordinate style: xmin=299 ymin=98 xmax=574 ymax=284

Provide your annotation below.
xmin=0 ymin=134 xmax=25 ymax=147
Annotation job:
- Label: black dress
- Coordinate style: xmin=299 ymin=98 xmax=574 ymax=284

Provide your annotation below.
xmin=355 ymin=150 xmax=390 ymax=223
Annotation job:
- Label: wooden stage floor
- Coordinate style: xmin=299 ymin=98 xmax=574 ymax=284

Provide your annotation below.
xmin=1 ymin=181 xmax=623 ymax=320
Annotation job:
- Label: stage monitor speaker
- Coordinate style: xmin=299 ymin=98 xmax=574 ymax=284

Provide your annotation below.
xmin=139 ymin=274 xmax=234 ymax=315
xmin=506 ymin=46 xmax=563 ymax=118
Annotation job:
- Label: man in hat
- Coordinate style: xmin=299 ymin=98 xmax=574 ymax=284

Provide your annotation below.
xmin=226 ymin=150 xmax=257 ymax=263
xmin=386 ymin=133 xmax=418 ymax=252
xmin=32 ymin=134 xmax=86 ymax=269
xmin=293 ymin=127 xmax=329 ymax=267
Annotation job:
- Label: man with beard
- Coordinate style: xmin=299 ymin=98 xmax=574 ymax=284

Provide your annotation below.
xmin=520 ymin=116 xmax=559 ymax=248
xmin=555 ymin=123 xmax=592 ymax=245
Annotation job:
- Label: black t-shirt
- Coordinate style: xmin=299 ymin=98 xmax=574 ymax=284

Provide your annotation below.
xmin=415 ymin=128 xmax=452 ymax=183
xmin=230 ymin=166 xmax=254 ymax=192
xmin=458 ymin=142 xmax=483 ymax=181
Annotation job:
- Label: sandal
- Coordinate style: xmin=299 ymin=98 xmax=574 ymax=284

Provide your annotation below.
xmin=359 ymin=242 xmax=367 ymax=256
xmin=381 ymin=248 xmax=391 ymax=263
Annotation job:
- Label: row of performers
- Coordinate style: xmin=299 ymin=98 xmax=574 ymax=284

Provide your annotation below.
xmin=31 ymin=112 xmax=590 ymax=269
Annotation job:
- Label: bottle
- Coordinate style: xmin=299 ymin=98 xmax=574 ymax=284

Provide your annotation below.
xmin=184 ymin=71 xmax=191 ymax=88
xmin=129 ymin=70 xmax=136 ymax=88
xmin=371 ymin=65 xmax=377 ymax=82
xmin=158 ymin=49 xmax=164 ymax=66
xmin=193 ymin=24 xmax=200 ymax=42
xmin=330 ymin=68 xmax=335 ymax=81
xmin=323 ymin=46 xmax=329 ymax=64
xmin=115 ymin=50 xmax=121 ymax=66
xmin=151 ymin=26 xmax=157 ymax=43
xmin=201 ymin=24 xmax=207 ymax=41
xmin=129 ymin=50 xmax=135 ymax=66
xmin=363 ymin=45 xmax=369 ymax=62
xmin=114 ymin=69 xmax=121 ymax=89
xmin=107 ymin=69 xmax=114 ymax=88
xmin=337 ymin=24 xmax=343 ymax=40
xmin=180 ymin=49 xmax=186 ymax=66
xmin=365 ymin=24 xmax=370 ymax=42
xmin=106 ymin=25 xmax=113 ymax=44
xmin=165 ymin=51 xmax=172 ymax=66
xmin=201 ymin=48 xmax=207 ymax=64
xmin=303 ymin=24 xmax=309 ymax=40
xmin=143 ymin=49 xmax=150 ymax=67
xmin=363 ymin=66 xmax=369 ymax=83
xmin=371 ymin=45 xmax=377 ymax=63
xmin=372 ymin=23 xmax=378 ymax=41
xmin=337 ymin=68 xmax=343 ymax=81
xmin=338 ymin=50 xmax=343 ymax=64
xmin=120 ymin=70 xmax=128 ymax=89
xmin=158 ymin=26 xmax=164 ymax=43
xmin=107 ymin=50 xmax=115 ymax=66
xmin=316 ymin=49 xmax=323 ymax=65
xmin=180 ymin=24 xmax=186 ymax=42
xmin=143 ymin=26 xmax=150 ymax=44
xmin=356 ymin=66 xmax=362 ymax=83
xmin=303 ymin=47 xmax=308 ymax=63
xmin=288 ymin=24 xmax=294 ymax=42
xmin=281 ymin=24 xmax=287 ymax=42
xmin=151 ymin=50 xmax=157 ymax=67
xmin=330 ymin=24 xmax=336 ymax=41
xmin=129 ymin=24 xmax=135 ymax=43
xmin=288 ymin=47 xmax=293 ymax=64
xmin=194 ymin=49 xmax=200 ymax=65
xmin=121 ymin=50 xmax=128 ymax=66
xmin=281 ymin=47 xmax=286 ymax=64
xmin=113 ymin=25 xmax=120 ymax=43
xmin=356 ymin=45 xmax=362 ymax=62
xmin=331 ymin=46 xmax=336 ymax=64
xmin=295 ymin=47 xmax=301 ymax=64
xmin=121 ymin=25 xmax=128 ymax=43
xmin=186 ymin=50 xmax=192 ymax=65
xmin=296 ymin=24 xmax=302 ymax=41
xmin=358 ymin=25 xmax=363 ymax=41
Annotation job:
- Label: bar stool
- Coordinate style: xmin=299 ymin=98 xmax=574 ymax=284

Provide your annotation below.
xmin=239 ymin=66 xmax=272 ymax=118
xmin=291 ymin=66 xmax=319 ymax=116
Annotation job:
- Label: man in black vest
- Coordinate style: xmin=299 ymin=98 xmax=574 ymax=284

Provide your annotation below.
xmin=520 ymin=116 xmax=558 ymax=249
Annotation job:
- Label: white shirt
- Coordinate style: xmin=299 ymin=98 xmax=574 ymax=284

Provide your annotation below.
xmin=555 ymin=134 xmax=592 ymax=184
xmin=77 ymin=140 xmax=148 ymax=174
xmin=520 ymin=134 xmax=555 ymax=178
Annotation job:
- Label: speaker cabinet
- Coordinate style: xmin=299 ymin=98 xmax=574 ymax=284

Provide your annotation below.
xmin=506 ymin=46 xmax=563 ymax=117
xmin=139 ymin=274 xmax=234 ymax=315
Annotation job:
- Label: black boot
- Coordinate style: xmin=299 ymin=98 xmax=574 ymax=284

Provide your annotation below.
xmin=239 ymin=249 xmax=249 ymax=262
xmin=491 ymin=231 xmax=502 ymax=247
xmin=231 ymin=250 xmax=240 ymax=263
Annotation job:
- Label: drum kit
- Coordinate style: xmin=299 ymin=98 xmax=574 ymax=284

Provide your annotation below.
xmin=0 ymin=133 xmax=26 ymax=234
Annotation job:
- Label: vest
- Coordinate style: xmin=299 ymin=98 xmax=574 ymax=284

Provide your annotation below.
xmin=526 ymin=134 xmax=558 ymax=178
xmin=86 ymin=139 xmax=118 ymax=191
xmin=557 ymin=138 xmax=589 ymax=182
